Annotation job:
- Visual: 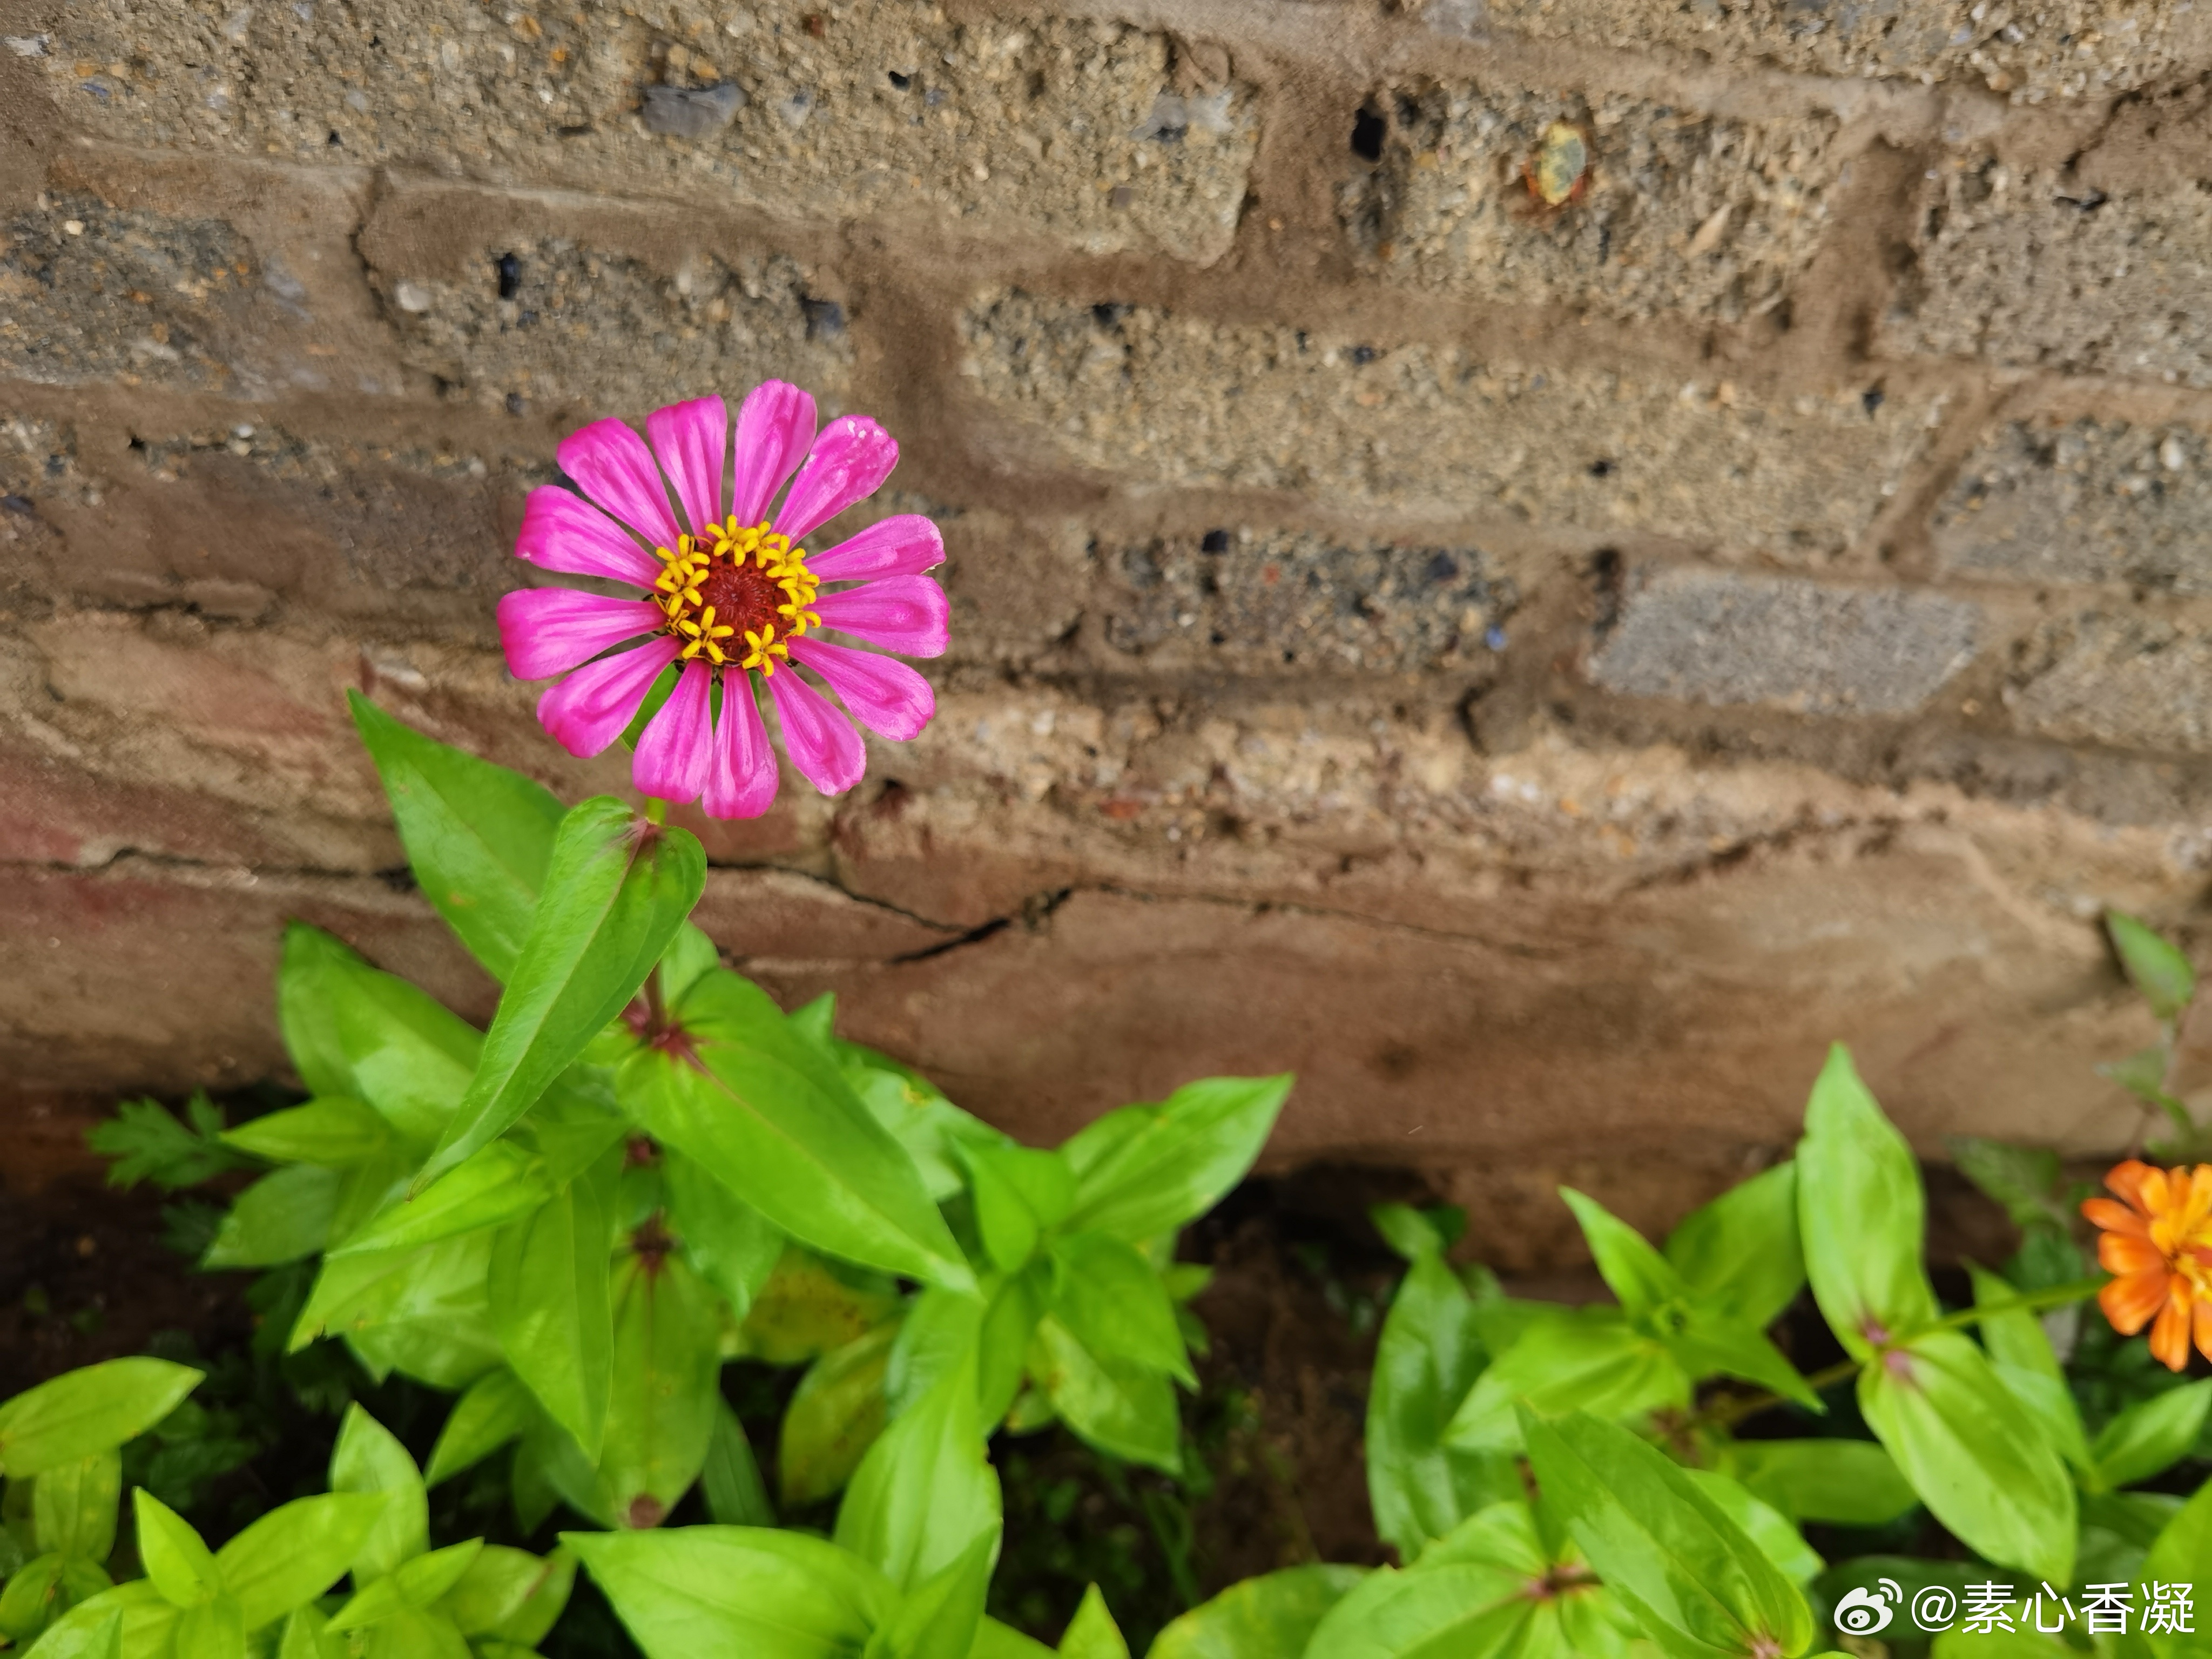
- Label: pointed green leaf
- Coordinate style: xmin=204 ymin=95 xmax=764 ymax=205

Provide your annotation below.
xmin=1045 ymin=1232 xmax=1193 ymax=1386
xmin=221 ymin=1097 xmax=391 ymax=1166
xmin=1057 ymin=1585 xmax=1128 ymax=1659
xmin=1670 ymin=1313 xmax=1820 ymax=1412
xmin=420 ymin=798 xmax=704 ymax=1188
xmin=1722 ymin=1440 xmax=1917 ymax=1527
xmin=348 ymin=692 xmax=567 ymax=982
xmin=1946 ymin=1139 xmax=2071 ymax=1235
xmin=702 ymin=1403 xmax=774 ymax=1528
xmin=16 ymin=1594 xmax=126 ymax=1659
xmin=1148 ymin=1566 xmax=1368 ymax=1659
xmin=1967 ymin=1265 xmax=2064 ymax=1382
xmin=335 ymin=1142 xmax=551 ymax=1256
xmin=1444 ymin=1309 xmax=1689 ymax=1452
xmin=963 ymin=1142 xmax=1075 ymax=1273
xmin=562 ymin=1527 xmax=894 ymax=1657
xmin=490 ymin=1170 xmax=614 ymax=1459
xmin=623 ymin=971 xmax=972 ymax=1292
xmin=329 ymin=1406 xmax=428 ymax=1584
xmin=595 ymin=1252 xmax=721 ymax=1529
xmin=203 ymin=1164 xmax=340 ymax=1269
xmin=1796 ymin=1045 xmax=1938 ymax=1359
xmin=1662 ymin=1162 xmax=1804 ymax=1330
xmin=291 ymin=1234 xmax=501 ymax=1390
xmin=426 ymin=1370 xmax=535 ymax=1488
xmin=1059 ymin=1077 xmax=1292 ymax=1244
xmin=2107 ymin=911 xmax=2196 ymax=1021
xmin=2140 ymin=1476 xmax=2212 ymax=1659
xmin=326 ymin=1541 xmax=484 ymax=1630
xmin=440 ymin=1544 xmax=574 ymax=1644
xmin=1679 ymin=1472 xmax=1823 ymax=1586
xmin=1560 ymin=1189 xmax=1680 ymax=1320
xmin=879 ymin=1531 xmax=996 ymax=1659
xmin=1858 ymin=1331 xmax=2075 ymax=1586
xmin=134 ymin=1491 xmax=219 ymax=1609
xmin=1518 ymin=1408 xmax=1812 ymax=1659
xmin=33 ymin=1451 xmax=120 ymax=1562
xmin=171 ymin=1592 xmax=244 ymax=1659
xmin=2090 ymin=1379 xmax=2212 ymax=1493
xmin=1028 ymin=1315 xmax=1181 ymax=1475
xmin=664 ymin=1150 xmax=785 ymax=1320
xmin=0 ymin=1361 xmax=200 ymax=1479
xmin=213 ymin=1494 xmax=389 ymax=1632
xmin=835 ymin=1358 xmax=1001 ymax=1591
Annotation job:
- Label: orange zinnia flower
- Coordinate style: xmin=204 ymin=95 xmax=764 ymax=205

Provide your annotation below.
xmin=2082 ymin=1160 xmax=2212 ymax=1371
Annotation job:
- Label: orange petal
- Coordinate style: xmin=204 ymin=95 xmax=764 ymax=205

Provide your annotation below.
xmin=2179 ymin=1165 xmax=2212 ymax=1237
xmin=2107 ymin=1159 xmax=2161 ymax=1211
xmin=2150 ymin=1283 xmax=2194 ymax=1372
xmin=2101 ymin=1268 xmax=2170 ymax=1336
xmin=2100 ymin=1232 xmax=2164 ymax=1276
xmin=2082 ymin=1197 xmax=2151 ymax=1237
xmin=2197 ymin=1296 xmax=2212 ymax=1368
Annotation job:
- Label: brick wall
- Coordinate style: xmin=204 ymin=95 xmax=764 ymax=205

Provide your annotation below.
xmin=5 ymin=0 xmax=2209 ymax=1254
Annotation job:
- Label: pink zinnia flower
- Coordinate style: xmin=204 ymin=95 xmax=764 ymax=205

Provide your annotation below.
xmin=497 ymin=382 xmax=947 ymax=817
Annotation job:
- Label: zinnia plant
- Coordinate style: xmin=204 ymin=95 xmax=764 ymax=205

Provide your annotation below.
xmin=498 ymin=381 xmax=948 ymax=816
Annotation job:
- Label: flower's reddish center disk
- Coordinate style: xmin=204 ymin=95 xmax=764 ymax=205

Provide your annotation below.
xmin=694 ymin=554 xmax=785 ymax=641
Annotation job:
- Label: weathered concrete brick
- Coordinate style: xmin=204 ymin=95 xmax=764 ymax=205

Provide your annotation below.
xmin=2011 ymin=611 xmax=2212 ymax=752
xmin=1587 ymin=565 xmax=1981 ymax=714
xmin=1471 ymin=0 xmax=2212 ymax=102
xmin=1346 ymin=81 xmax=1841 ymax=323
xmin=1885 ymin=165 xmax=2212 ymax=386
xmin=1103 ymin=528 xmax=1514 ymax=673
xmin=40 ymin=0 xmax=1256 ymax=264
xmin=377 ymin=233 xmax=852 ymax=415
xmin=1935 ymin=417 xmax=2212 ymax=593
xmin=962 ymin=291 xmax=1936 ymax=555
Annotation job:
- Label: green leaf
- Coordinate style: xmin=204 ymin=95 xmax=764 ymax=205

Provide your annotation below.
xmin=1 ymin=1553 xmax=69 ymax=1642
xmin=702 ymin=1402 xmax=774 ymax=1527
xmin=277 ymin=925 xmax=482 ymax=1148
xmin=780 ymin=1322 xmax=900 ymax=1508
xmin=1560 ymin=1189 xmax=1679 ymax=1320
xmin=886 ymin=1286 xmax=988 ymax=1421
xmin=336 ymin=1142 xmax=552 ymax=1256
xmin=973 ymin=1618 xmax=1056 ymax=1659
xmin=325 ymin=1540 xmax=484 ymax=1630
xmin=737 ymin=1245 xmax=902 ymax=1366
xmin=202 ymin=1164 xmax=340 ymax=1269
xmin=14 ymin=1590 xmax=125 ymax=1658
xmin=1966 ymin=1265 xmax=2063 ymax=1382
xmin=1662 ymin=1163 xmax=1803 ymax=1330
xmin=1517 ymin=1409 xmax=1812 ymax=1659
xmin=1058 ymin=1077 xmax=1292 ymax=1244
xmin=1027 ymin=1315 xmax=1180 ymax=1475
xmin=962 ymin=1142 xmax=1075 ymax=1273
xmin=2090 ymin=1379 xmax=2212 ymax=1493
xmin=490 ymin=1169 xmax=615 ymax=1459
xmin=33 ymin=1450 xmax=120 ymax=1561
xmin=1300 ymin=1506 xmax=1578 ymax=1659
xmin=1045 ymin=1233 xmax=1194 ymax=1386
xmin=291 ymin=1234 xmax=502 ymax=1390
xmin=2107 ymin=911 xmax=2197 ymax=1021
xmin=440 ymin=1545 xmax=575 ymax=1644
xmin=623 ymin=971 xmax=972 ymax=1292
xmin=170 ymin=1592 xmax=244 ymax=1659
xmin=1444 ymin=1309 xmax=1689 ymax=1452
xmin=348 ymin=692 xmax=567 ymax=981
xmin=664 ymin=1150 xmax=785 ymax=1320
xmin=1857 ymin=1331 xmax=2075 ymax=1586
xmin=837 ymin=1045 xmax=1000 ymax=1205
xmin=1722 ymin=1440 xmax=1917 ymax=1527
xmin=134 ymin=1490 xmax=219 ymax=1609
xmin=1946 ymin=1139 xmax=2070 ymax=1235
xmin=1678 ymin=1472 xmax=1822 ymax=1586
xmin=1365 ymin=1206 xmax=1514 ymax=1563
xmin=1796 ymin=1044 xmax=1938 ymax=1359
xmin=562 ymin=1527 xmax=894 ymax=1658
xmin=1057 ymin=1585 xmax=1128 ymax=1659
xmin=420 ymin=798 xmax=705 ymax=1188
xmin=2140 ymin=1476 xmax=2212 ymax=1659
xmin=877 ymin=1530 xmax=995 ymax=1659
xmin=329 ymin=1406 xmax=429 ymax=1584
xmin=0 ymin=1361 xmax=202 ymax=1478
xmin=425 ymin=1370 xmax=535 ymax=1488
xmin=595 ymin=1252 xmax=721 ymax=1529
xmin=87 ymin=1096 xmax=254 ymax=1191
xmin=835 ymin=1358 xmax=1001 ymax=1591
xmin=220 ymin=1098 xmax=392 ymax=1167
xmin=213 ymin=1494 xmax=388 ymax=1632
xmin=1148 ymin=1565 xmax=1368 ymax=1659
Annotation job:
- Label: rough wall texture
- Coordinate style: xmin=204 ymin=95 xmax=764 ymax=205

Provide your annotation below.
xmin=5 ymin=0 xmax=2212 ymax=1260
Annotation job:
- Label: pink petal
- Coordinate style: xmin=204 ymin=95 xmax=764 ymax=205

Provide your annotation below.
xmin=786 ymin=638 xmax=935 ymax=741
xmin=766 ymin=667 xmax=867 ymax=795
xmin=535 ymin=639 xmax=680 ymax=759
xmin=498 ymin=589 xmax=665 ymax=680
xmin=730 ymin=381 xmax=818 ymax=529
xmin=633 ymin=658 xmax=713 ymax=804
xmin=808 ymin=515 xmax=945 ymax=583
xmin=812 ymin=576 xmax=949 ymax=659
xmin=557 ymin=419 xmax=683 ymax=551
xmin=516 ymin=487 xmax=661 ymax=589
xmin=777 ymin=415 xmax=897 ymax=542
xmin=703 ymin=673 xmax=779 ymax=819
xmin=645 ymin=396 xmax=731 ymax=539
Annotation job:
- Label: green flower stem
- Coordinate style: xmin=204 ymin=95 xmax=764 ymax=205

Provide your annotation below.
xmin=1707 ymin=1277 xmax=2106 ymax=1431
xmin=644 ymin=797 xmax=669 ymax=826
